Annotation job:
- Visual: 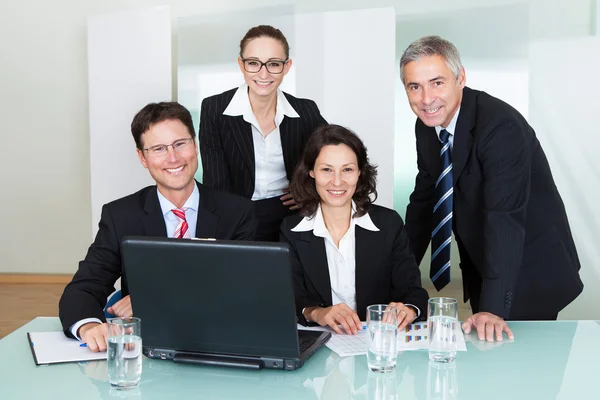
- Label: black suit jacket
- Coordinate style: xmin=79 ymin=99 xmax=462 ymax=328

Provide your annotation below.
xmin=281 ymin=205 xmax=429 ymax=322
xmin=59 ymin=181 xmax=256 ymax=336
xmin=405 ymin=87 xmax=583 ymax=319
xmin=199 ymin=87 xmax=327 ymax=198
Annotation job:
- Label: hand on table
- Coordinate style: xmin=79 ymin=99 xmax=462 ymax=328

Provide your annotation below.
xmin=462 ymin=312 xmax=514 ymax=342
xmin=79 ymin=322 xmax=108 ymax=352
xmin=309 ymin=304 xmax=362 ymax=335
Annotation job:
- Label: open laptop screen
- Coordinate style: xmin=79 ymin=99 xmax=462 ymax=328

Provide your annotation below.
xmin=122 ymin=237 xmax=301 ymax=359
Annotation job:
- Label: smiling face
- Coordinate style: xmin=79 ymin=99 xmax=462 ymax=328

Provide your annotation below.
xmin=238 ymin=36 xmax=291 ymax=99
xmin=403 ymin=54 xmax=465 ymax=128
xmin=309 ymin=144 xmax=360 ymax=212
xmin=137 ymin=119 xmax=198 ymax=201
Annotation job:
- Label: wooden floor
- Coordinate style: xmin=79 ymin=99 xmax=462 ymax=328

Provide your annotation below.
xmin=0 ymin=281 xmax=472 ymax=339
xmin=0 ymin=283 xmax=64 ymax=338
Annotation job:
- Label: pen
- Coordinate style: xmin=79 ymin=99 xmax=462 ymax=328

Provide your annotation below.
xmin=80 ymin=343 xmax=88 ymax=347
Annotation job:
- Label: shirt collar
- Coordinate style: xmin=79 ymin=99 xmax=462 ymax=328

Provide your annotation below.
xmin=435 ymin=106 xmax=460 ymax=139
xmin=291 ymin=202 xmax=380 ymax=234
xmin=223 ymin=83 xmax=300 ymax=126
xmin=157 ymin=183 xmax=199 ymax=217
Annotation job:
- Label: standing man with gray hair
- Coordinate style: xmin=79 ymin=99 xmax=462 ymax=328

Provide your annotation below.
xmin=400 ymin=35 xmax=583 ymax=341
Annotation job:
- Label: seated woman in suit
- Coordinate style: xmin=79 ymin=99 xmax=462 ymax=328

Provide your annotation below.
xmin=281 ymin=124 xmax=428 ymax=334
xmin=199 ymin=25 xmax=327 ymax=241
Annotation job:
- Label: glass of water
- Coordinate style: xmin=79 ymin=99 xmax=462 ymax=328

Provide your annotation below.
xmin=107 ymin=317 xmax=142 ymax=389
xmin=428 ymin=298 xmax=458 ymax=363
xmin=366 ymin=304 xmax=398 ymax=373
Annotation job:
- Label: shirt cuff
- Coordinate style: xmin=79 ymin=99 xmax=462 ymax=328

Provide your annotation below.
xmin=70 ymin=318 xmax=103 ymax=341
xmin=404 ymin=304 xmax=420 ymax=321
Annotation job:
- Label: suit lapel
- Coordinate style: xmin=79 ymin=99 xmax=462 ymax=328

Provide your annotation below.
xmin=418 ymin=123 xmax=443 ymax=178
xmin=195 ymin=182 xmax=219 ymax=238
xmin=452 ymin=87 xmax=476 ymax=185
xmin=355 ymin=225 xmax=383 ymax=308
xmin=295 ymin=231 xmax=333 ymax=305
xmin=226 ymin=116 xmax=255 ymax=184
xmin=142 ymin=188 xmax=168 ymax=237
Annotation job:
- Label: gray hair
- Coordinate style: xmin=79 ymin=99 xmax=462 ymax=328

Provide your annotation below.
xmin=399 ymin=36 xmax=463 ymax=85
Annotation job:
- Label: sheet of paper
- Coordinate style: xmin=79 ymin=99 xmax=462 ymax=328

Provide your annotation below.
xmin=27 ymin=332 xmax=107 ymax=365
xmin=299 ymin=322 xmax=467 ymax=357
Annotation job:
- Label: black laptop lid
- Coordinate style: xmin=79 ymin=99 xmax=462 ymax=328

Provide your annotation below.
xmin=122 ymin=237 xmax=300 ymax=359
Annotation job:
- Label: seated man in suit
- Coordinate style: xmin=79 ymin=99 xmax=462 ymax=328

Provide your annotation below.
xmin=281 ymin=124 xmax=428 ymax=334
xmin=59 ymin=102 xmax=257 ymax=352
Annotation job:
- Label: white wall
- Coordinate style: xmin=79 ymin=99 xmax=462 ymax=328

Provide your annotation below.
xmin=0 ymin=0 xmax=295 ymax=274
xmin=88 ymin=7 xmax=172 ymax=237
xmin=0 ymin=0 xmax=596 ymax=282
xmin=529 ymin=37 xmax=600 ymax=320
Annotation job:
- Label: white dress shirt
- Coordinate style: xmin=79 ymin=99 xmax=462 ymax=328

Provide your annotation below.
xmin=435 ymin=106 xmax=460 ymax=149
xmin=223 ymin=83 xmax=300 ymax=200
xmin=292 ymin=203 xmax=380 ymax=312
xmin=292 ymin=203 xmax=421 ymax=319
xmin=70 ymin=185 xmax=200 ymax=340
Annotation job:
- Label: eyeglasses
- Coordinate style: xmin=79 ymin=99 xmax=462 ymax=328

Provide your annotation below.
xmin=143 ymin=138 xmax=195 ymax=157
xmin=241 ymin=58 xmax=288 ymax=74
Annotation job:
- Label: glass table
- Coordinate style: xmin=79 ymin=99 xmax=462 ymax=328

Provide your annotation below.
xmin=1 ymin=317 xmax=598 ymax=399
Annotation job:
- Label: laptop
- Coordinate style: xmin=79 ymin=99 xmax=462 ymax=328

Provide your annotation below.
xmin=121 ymin=236 xmax=330 ymax=371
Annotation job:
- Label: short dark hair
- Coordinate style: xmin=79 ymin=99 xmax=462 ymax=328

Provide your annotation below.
xmin=239 ymin=25 xmax=290 ymax=59
xmin=131 ymin=102 xmax=196 ymax=150
xmin=291 ymin=124 xmax=378 ymax=218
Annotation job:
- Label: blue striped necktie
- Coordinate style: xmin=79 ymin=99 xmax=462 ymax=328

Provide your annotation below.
xmin=430 ymin=129 xmax=453 ymax=291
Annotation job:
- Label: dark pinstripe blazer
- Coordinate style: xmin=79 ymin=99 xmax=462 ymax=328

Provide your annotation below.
xmin=405 ymin=87 xmax=582 ymax=320
xmin=199 ymin=87 xmax=327 ymax=198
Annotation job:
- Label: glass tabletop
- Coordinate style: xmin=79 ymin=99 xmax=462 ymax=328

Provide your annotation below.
xmin=1 ymin=317 xmax=598 ymax=399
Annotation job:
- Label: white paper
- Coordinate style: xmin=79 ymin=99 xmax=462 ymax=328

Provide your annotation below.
xmin=299 ymin=322 xmax=467 ymax=357
xmin=28 ymin=332 xmax=107 ymax=365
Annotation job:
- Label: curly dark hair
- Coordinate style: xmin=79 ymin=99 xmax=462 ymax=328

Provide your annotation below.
xmin=291 ymin=124 xmax=378 ymax=217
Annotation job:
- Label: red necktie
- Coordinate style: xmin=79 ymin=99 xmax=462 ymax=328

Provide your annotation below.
xmin=172 ymin=208 xmax=190 ymax=239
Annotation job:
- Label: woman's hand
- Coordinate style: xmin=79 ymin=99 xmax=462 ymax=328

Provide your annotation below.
xmin=306 ymin=304 xmax=362 ymax=335
xmin=280 ymin=188 xmax=299 ymax=210
xmin=388 ymin=302 xmax=417 ymax=330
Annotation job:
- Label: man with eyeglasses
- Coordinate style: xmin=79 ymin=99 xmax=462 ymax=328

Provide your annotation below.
xmin=59 ymin=102 xmax=257 ymax=351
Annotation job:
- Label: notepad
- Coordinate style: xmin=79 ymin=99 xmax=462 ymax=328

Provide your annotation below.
xmin=27 ymin=332 xmax=107 ymax=365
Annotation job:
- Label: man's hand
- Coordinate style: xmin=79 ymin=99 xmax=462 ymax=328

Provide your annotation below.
xmin=307 ymin=304 xmax=362 ymax=335
xmin=388 ymin=302 xmax=417 ymax=330
xmin=462 ymin=312 xmax=514 ymax=342
xmin=79 ymin=322 xmax=108 ymax=352
xmin=280 ymin=188 xmax=299 ymax=210
xmin=106 ymin=295 xmax=133 ymax=318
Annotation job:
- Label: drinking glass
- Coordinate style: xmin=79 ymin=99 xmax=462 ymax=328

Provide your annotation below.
xmin=428 ymin=298 xmax=458 ymax=363
xmin=366 ymin=304 xmax=398 ymax=372
xmin=107 ymin=317 xmax=142 ymax=389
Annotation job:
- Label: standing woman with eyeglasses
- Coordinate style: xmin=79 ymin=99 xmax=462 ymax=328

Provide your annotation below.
xmin=199 ymin=25 xmax=327 ymax=241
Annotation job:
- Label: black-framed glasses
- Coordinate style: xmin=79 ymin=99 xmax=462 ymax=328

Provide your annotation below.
xmin=241 ymin=58 xmax=288 ymax=74
xmin=143 ymin=138 xmax=195 ymax=157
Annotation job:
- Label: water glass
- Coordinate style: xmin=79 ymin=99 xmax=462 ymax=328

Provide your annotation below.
xmin=366 ymin=304 xmax=398 ymax=373
xmin=107 ymin=317 xmax=143 ymax=389
xmin=428 ymin=298 xmax=458 ymax=363
xmin=427 ymin=361 xmax=458 ymax=400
